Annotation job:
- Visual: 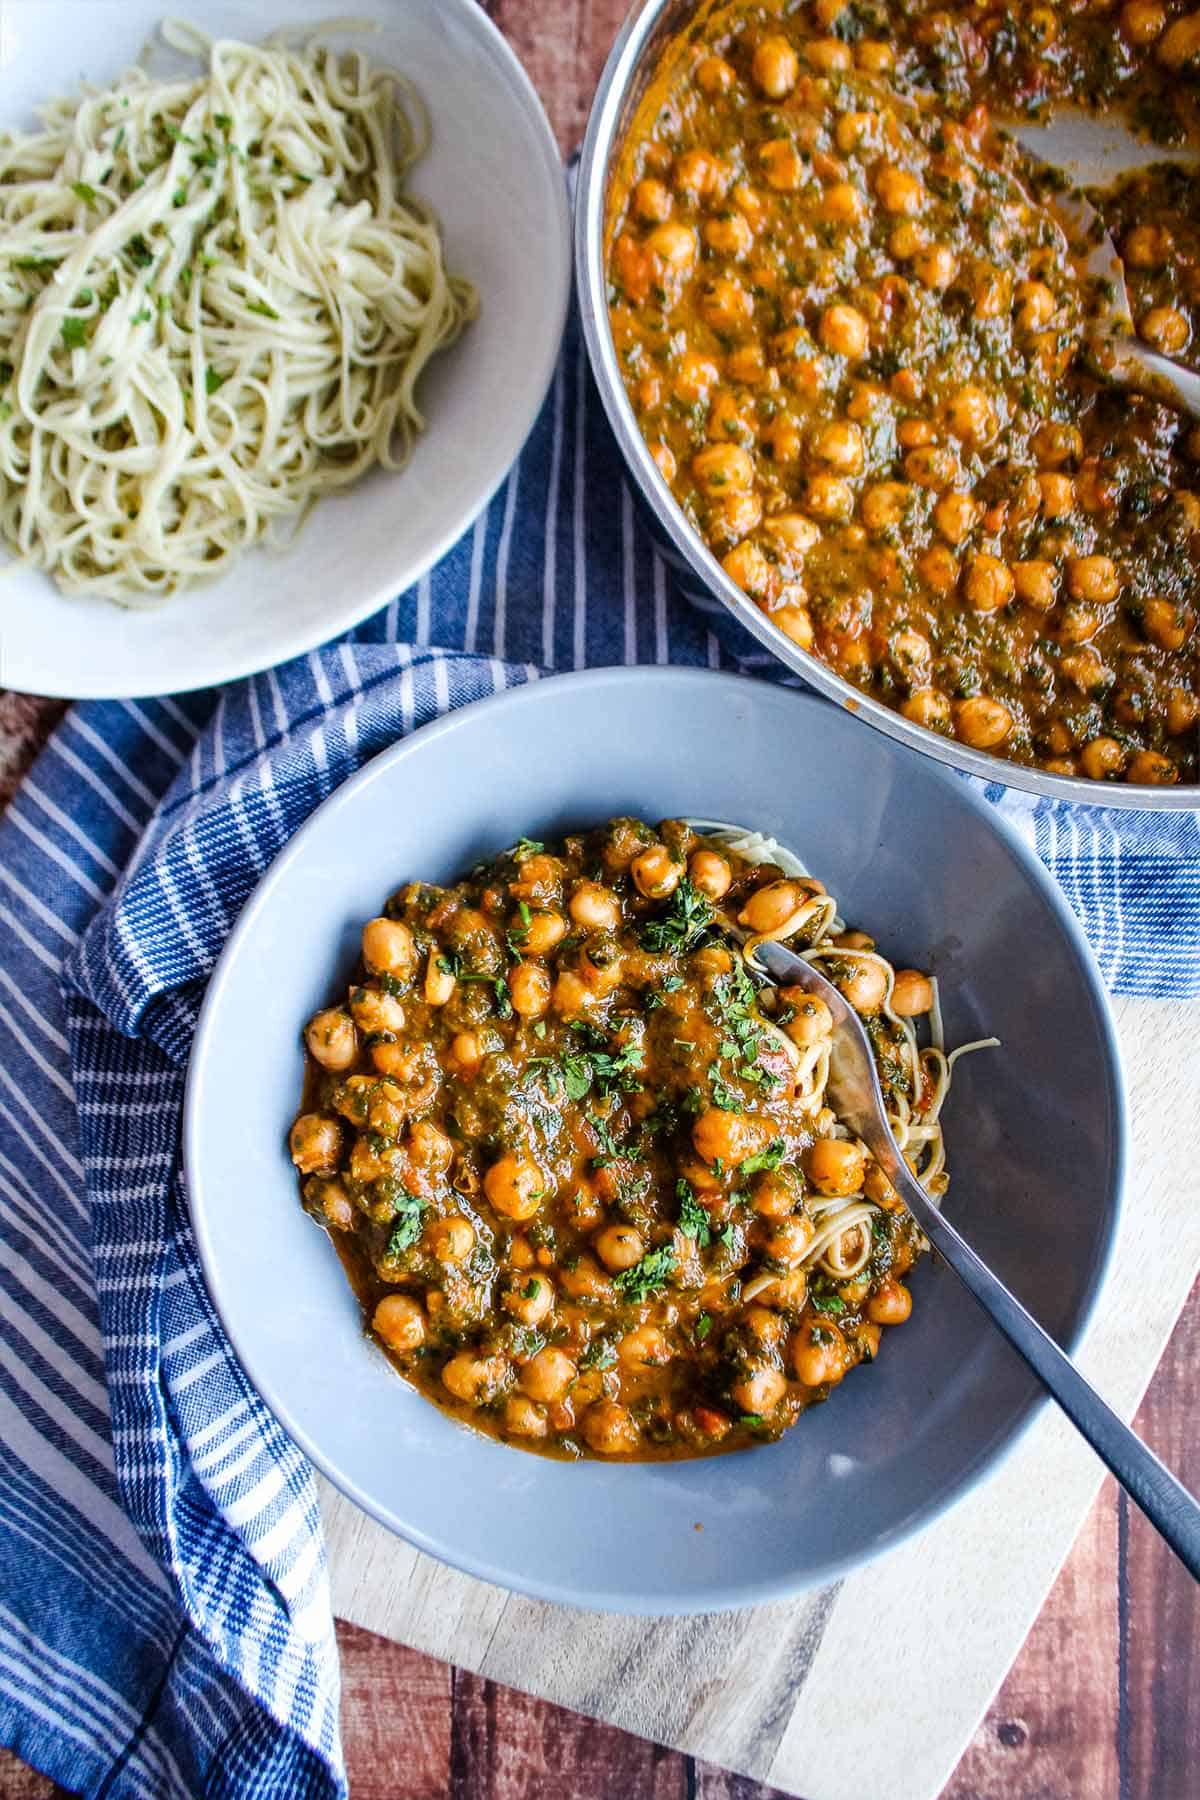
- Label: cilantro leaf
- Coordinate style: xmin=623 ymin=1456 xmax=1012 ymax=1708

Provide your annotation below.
xmin=613 ymin=1245 xmax=676 ymax=1303
xmin=204 ymin=366 xmax=227 ymax=395
xmin=740 ymin=1138 xmax=786 ymax=1177
xmin=385 ymin=1191 xmax=427 ymax=1256
xmin=580 ymin=1337 xmax=618 ymax=1371
xmin=71 ymin=181 xmax=98 ymax=205
xmin=60 ymin=317 xmax=88 ymax=350
xmin=246 ymin=297 xmax=279 ymax=320
xmin=639 ymin=878 xmax=713 ymax=954
xmin=695 ymin=1312 xmax=713 ymax=1341
xmin=676 ymin=1178 xmax=711 ymax=1247
xmin=811 ymin=1293 xmax=846 ymax=1315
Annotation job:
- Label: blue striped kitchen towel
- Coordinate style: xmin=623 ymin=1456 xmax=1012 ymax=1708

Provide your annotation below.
xmin=2 ymin=287 xmax=1199 ymax=1800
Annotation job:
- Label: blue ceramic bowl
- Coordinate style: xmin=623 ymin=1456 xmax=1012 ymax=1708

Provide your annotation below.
xmin=184 ymin=669 xmax=1125 ymax=1613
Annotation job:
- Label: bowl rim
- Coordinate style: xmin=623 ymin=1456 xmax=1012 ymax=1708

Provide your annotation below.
xmin=573 ymin=0 xmax=1200 ymax=813
xmin=0 ymin=0 xmax=571 ymax=702
xmin=183 ymin=664 xmax=1128 ymax=1615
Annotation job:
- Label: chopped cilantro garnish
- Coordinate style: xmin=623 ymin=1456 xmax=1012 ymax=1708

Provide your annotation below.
xmin=580 ymin=1337 xmax=618 ymax=1371
xmin=676 ymin=1179 xmax=711 ymax=1247
xmin=811 ymin=1293 xmax=846 ymax=1315
xmin=708 ymin=1064 xmax=743 ymax=1111
xmin=246 ymin=297 xmax=279 ymax=319
xmin=71 ymin=181 xmax=98 ymax=205
xmin=740 ymin=1138 xmax=785 ymax=1177
xmin=613 ymin=1245 xmax=676 ymax=1303
xmin=384 ymin=1192 xmax=427 ymax=1256
xmin=644 ymin=973 xmax=686 ymax=1010
xmin=695 ymin=1312 xmax=713 ymax=1341
xmin=510 ymin=836 xmax=544 ymax=860
xmin=639 ymin=878 xmax=713 ymax=954
xmin=204 ymin=366 xmax=226 ymax=394
xmin=60 ymin=317 xmax=88 ymax=350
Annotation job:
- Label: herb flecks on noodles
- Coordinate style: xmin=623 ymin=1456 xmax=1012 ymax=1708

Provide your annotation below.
xmin=0 ymin=22 xmax=477 ymax=602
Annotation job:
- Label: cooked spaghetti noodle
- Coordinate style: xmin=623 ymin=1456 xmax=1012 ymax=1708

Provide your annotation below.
xmin=0 ymin=21 xmax=477 ymax=602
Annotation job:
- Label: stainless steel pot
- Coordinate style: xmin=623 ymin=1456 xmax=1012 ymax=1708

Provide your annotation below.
xmin=574 ymin=0 xmax=1200 ymax=811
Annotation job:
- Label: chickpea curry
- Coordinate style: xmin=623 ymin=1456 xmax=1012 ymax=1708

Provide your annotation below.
xmin=606 ymin=0 xmax=1200 ymax=784
xmin=289 ymin=818 xmax=958 ymax=1461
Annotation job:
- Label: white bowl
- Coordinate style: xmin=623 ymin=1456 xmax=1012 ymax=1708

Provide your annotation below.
xmin=0 ymin=0 xmax=570 ymax=698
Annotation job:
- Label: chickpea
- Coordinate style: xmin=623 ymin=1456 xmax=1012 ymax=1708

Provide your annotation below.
xmin=1015 ymin=280 xmax=1057 ymax=332
xmin=594 ymin=1224 xmax=646 ymax=1273
xmin=1058 ymin=604 xmax=1101 ymax=645
xmin=875 ymin=165 xmax=925 ymax=215
xmin=313 ymin=1178 xmax=354 ymax=1230
xmin=1158 ymin=12 xmax=1200 ymax=70
xmin=646 ymin=221 xmax=698 ymax=270
xmin=618 ymin=1324 xmax=671 ymax=1368
xmin=692 ymin=443 xmax=755 ymax=496
xmin=1061 ymin=647 xmax=1110 ymax=695
xmin=818 ymin=303 xmax=869 ymax=360
xmin=505 ymin=962 xmax=549 ymax=1020
xmin=1166 ymin=687 xmax=1200 ymax=735
xmin=695 ymin=53 xmax=735 ymax=95
xmin=674 ymin=148 xmax=728 ymax=203
xmin=807 ymin=34 xmax=853 ymax=69
xmin=790 ymin=1319 xmax=847 ymax=1387
xmin=1139 ymin=306 xmax=1190 ymax=353
xmin=349 ymin=988 xmax=405 ymax=1036
xmin=953 ymin=695 xmax=1013 ymax=750
xmin=752 ymin=33 xmax=799 ymax=97
xmin=913 ymin=244 xmax=957 ymax=289
xmin=1141 ymin=597 xmax=1192 ymax=651
xmin=891 ymin=969 xmax=933 ymax=1016
xmin=701 ymin=275 xmax=754 ymax=332
xmin=731 ymin=1363 xmax=788 ymax=1415
xmin=834 ymin=929 xmax=873 ymax=951
xmin=674 ymin=351 xmax=720 ymax=406
xmin=713 ymin=490 xmax=764 ymax=544
xmin=581 ymin=1399 xmax=640 ymax=1455
xmin=835 ymin=110 xmax=878 ymax=152
xmin=1013 ymin=560 xmax=1058 ymax=611
xmin=1067 ymin=556 xmax=1120 ymax=603
xmin=904 ymin=446 xmax=960 ymax=490
xmin=934 ymin=492 xmax=980 ymax=545
xmin=426 ymin=1214 xmax=476 ymax=1263
xmin=1079 ymin=736 xmax=1126 ymax=780
xmin=861 ymin=482 xmax=912 ymax=532
xmin=1038 ymin=473 xmax=1075 ymax=518
xmin=805 ymin=1136 xmax=866 ymax=1196
xmin=897 ymin=419 xmax=936 ymax=450
xmin=373 ymin=1294 xmax=426 ymax=1355
xmin=424 ymin=954 xmax=456 ymax=1006
xmin=1032 ymin=423 xmax=1082 ymax=469
xmin=821 ymin=182 xmax=867 ymax=224
xmin=739 ymin=878 xmax=805 ymax=935
xmin=811 ymin=420 xmax=864 ymax=474
xmin=304 ymin=1008 xmax=357 ymax=1072
xmin=856 ymin=40 xmax=894 ymax=72
xmin=704 ymin=212 xmax=755 ymax=258
xmin=448 ymin=1029 xmax=484 ymax=1076
xmin=634 ymin=177 xmax=673 ymax=223
xmin=289 ymin=1113 xmax=341 ymax=1175
xmin=689 ymin=847 xmax=732 ymax=900
xmin=408 ymin=1119 xmax=454 ymax=1171
xmin=1123 ymin=223 xmax=1173 ymax=269
xmin=864 ymin=1163 xmax=901 ymax=1209
xmin=723 ymin=541 xmax=771 ymax=596
xmin=552 ymin=970 xmax=595 ymax=1019
xmin=442 ymin=1351 xmax=511 ymax=1406
xmin=759 ymin=138 xmax=804 ymax=191
xmin=559 ymin=1254 xmax=614 ymax=1302
xmin=780 ymin=990 xmax=832 ymax=1045
xmin=632 ymin=844 xmax=682 ymax=899
xmin=961 ymin=555 xmax=1014 ymax=613
xmin=692 ymin=1107 xmax=771 ymax=1166
xmin=765 ymin=1215 xmax=815 ymax=1267
xmin=764 ymin=413 xmax=804 ymax=462
xmin=898 ymin=687 xmax=950 ymax=735
xmin=804 ymin=474 xmax=855 ymax=520
xmin=944 ymin=385 xmax=997 ymax=444
xmin=503 ymin=1271 xmax=555 ymax=1326
xmin=483 ymin=1152 xmax=545 ymax=1221
xmin=519 ymin=1346 xmax=577 ymax=1403
xmin=523 ymin=909 xmax=566 ymax=957
xmin=568 ymin=881 xmax=622 ymax=932
xmin=773 ymin=604 xmax=817 ymax=650
xmin=1127 ymin=750 xmax=1177 ymax=785
xmin=503 ymin=1395 xmax=549 ymax=1438
xmin=973 ymin=267 xmax=1012 ymax=318
xmin=361 ymin=916 xmax=416 ymax=980
xmin=867 ymin=1279 xmax=912 ymax=1325
xmin=752 ymin=1165 xmax=804 ymax=1218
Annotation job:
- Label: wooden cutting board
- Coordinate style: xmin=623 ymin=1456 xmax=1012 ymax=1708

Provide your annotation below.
xmin=321 ymin=997 xmax=1199 ymax=1800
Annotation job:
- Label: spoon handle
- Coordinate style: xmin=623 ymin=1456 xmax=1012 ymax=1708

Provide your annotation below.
xmin=893 ymin=1168 xmax=1200 ymax=1580
xmin=1097 ymin=335 xmax=1200 ymax=422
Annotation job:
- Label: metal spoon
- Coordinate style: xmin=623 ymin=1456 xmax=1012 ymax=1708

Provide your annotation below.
xmin=1004 ymin=113 xmax=1200 ymax=419
xmin=751 ymin=935 xmax=1200 ymax=1581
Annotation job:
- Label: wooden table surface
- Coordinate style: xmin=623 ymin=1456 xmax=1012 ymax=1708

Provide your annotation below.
xmin=2 ymin=3 xmax=1198 ymax=1794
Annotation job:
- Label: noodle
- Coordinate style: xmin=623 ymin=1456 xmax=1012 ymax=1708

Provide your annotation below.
xmin=696 ymin=822 xmax=996 ymax=1290
xmin=0 ymin=21 xmax=477 ymax=602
